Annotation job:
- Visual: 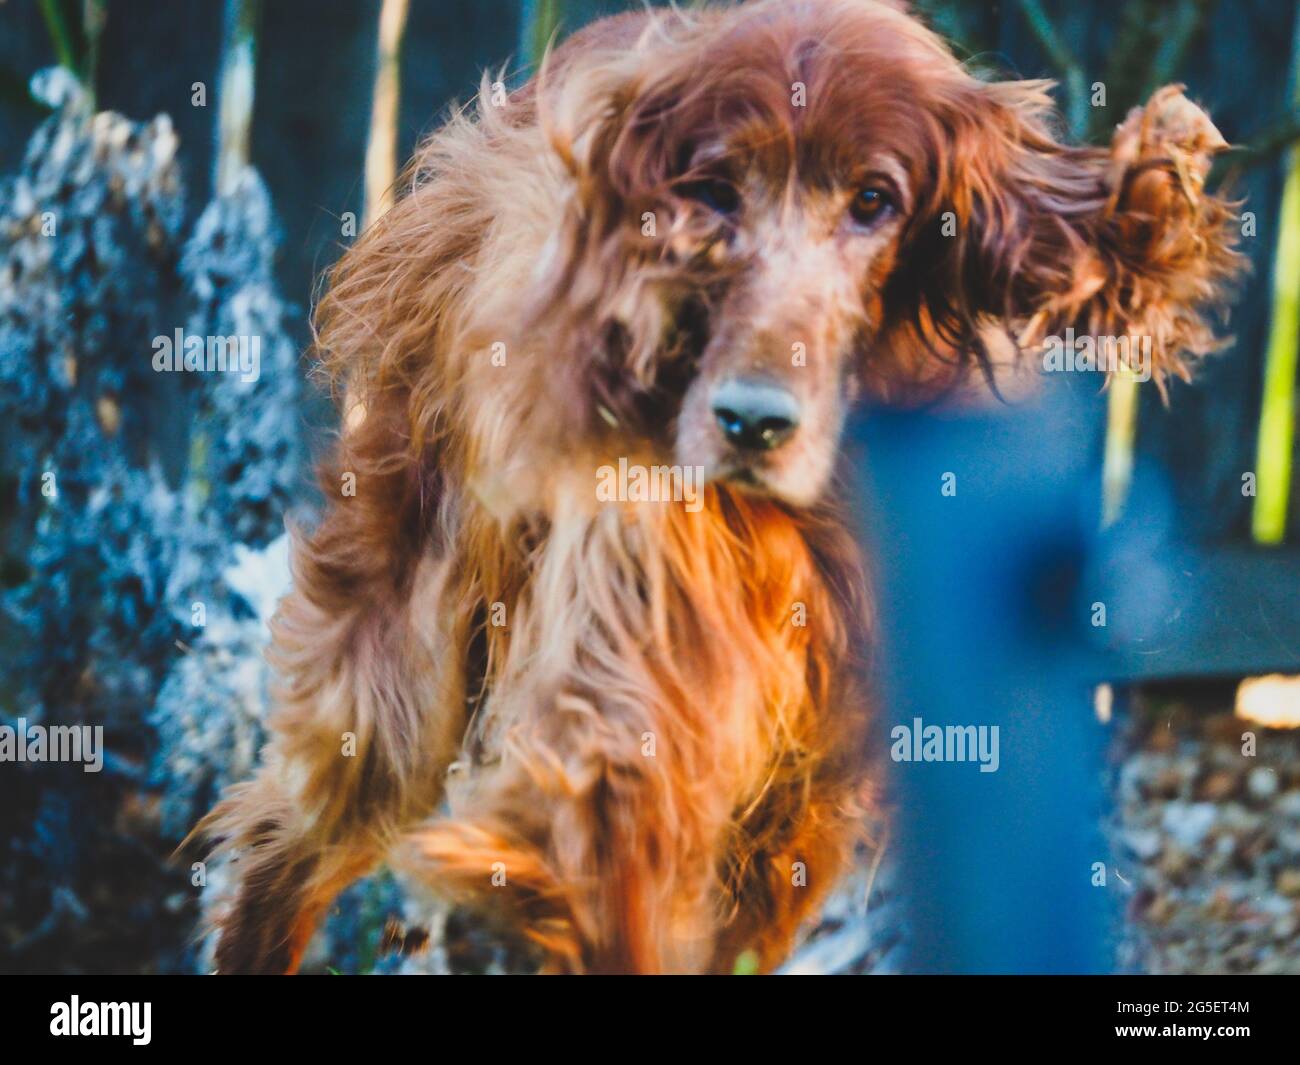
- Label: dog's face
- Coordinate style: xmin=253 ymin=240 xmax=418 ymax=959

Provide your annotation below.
xmin=537 ymin=0 xmax=1010 ymax=508
xmin=664 ymin=129 xmax=913 ymax=506
xmin=511 ymin=0 xmax=1234 ymax=514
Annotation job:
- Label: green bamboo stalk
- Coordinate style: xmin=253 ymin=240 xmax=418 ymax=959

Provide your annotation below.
xmin=1252 ymin=6 xmax=1300 ymax=545
xmin=520 ymin=0 xmax=563 ymax=71
xmin=1253 ymin=172 xmax=1300 ymax=542
xmin=38 ymin=0 xmax=79 ymax=74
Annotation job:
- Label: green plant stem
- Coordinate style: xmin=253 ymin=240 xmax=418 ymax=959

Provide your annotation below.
xmin=38 ymin=0 xmax=79 ymax=73
xmin=1252 ymin=7 xmax=1300 ymax=545
xmin=520 ymin=0 xmax=563 ymax=70
xmin=1102 ymin=369 xmax=1141 ymax=528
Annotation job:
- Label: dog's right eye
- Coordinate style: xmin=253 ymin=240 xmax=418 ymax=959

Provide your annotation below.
xmin=677 ymin=179 xmax=740 ymax=215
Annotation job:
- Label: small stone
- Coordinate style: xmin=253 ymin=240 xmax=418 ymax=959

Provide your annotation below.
xmin=1247 ymin=767 xmax=1279 ymax=801
xmin=1161 ymin=801 xmax=1218 ymax=850
xmin=1277 ymin=791 xmax=1300 ymax=819
xmin=1158 ymin=846 xmax=1194 ymax=880
xmin=1152 ymin=765 xmax=1185 ymax=797
xmin=1123 ymin=828 xmax=1163 ymax=860
xmin=1198 ymin=769 xmax=1238 ymax=801
xmin=1205 ymin=888 xmax=1235 ymax=920
xmin=1149 ymin=727 xmax=1178 ymax=753
xmin=1276 ymin=870 xmax=1300 ymax=899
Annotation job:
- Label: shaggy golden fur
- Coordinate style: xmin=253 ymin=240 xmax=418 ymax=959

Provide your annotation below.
xmin=192 ymin=0 xmax=1241 ymax=973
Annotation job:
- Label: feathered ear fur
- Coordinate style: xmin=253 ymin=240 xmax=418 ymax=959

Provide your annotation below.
xmin=522 ymin=10 xmax=732 ymax=436
xmin=882 ymin=79 xmax=1245 ymax=396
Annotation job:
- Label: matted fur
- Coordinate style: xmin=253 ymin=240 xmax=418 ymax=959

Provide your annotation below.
xmin=191 ymin=0 xmax=1242 ymax=974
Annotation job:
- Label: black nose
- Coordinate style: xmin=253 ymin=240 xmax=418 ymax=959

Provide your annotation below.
xmin=710 ymin=378 xmax=800 ymax=452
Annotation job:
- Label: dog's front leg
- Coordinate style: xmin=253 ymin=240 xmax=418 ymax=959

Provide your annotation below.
xmin=402 ymin=674 xmax=735 ymax=974
xmin=191 ymin=546 xmax=472 ymax=973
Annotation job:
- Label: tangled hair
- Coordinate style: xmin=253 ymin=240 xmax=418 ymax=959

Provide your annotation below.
xmin=192 ymin=0 xmax=1242 ymax=973
xmin=880 ymin=80 xmax=1243 ymax=395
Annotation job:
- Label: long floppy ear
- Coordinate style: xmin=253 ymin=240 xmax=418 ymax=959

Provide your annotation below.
xmin=525 ymin=12 xmax=732 ymax=429
xmin=883 ymin=79 xmax=1245 ymax=396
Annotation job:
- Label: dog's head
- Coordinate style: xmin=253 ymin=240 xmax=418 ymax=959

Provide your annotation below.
xmin=319 ymin=1 xmax=1238 ymax=517
xmin=531 ymin=0 xmax=953 ymax=505
xmin=518 ymin=0 xmax=1238 ymax=508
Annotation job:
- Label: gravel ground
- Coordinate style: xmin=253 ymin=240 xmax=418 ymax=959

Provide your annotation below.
xmin=1108 ymin=685 xmax=1300 ymax=974
xmin=777 ymin=683 xmax=1300 ymax=976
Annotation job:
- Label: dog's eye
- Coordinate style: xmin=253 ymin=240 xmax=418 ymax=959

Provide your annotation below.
xmin=678 ymin=178 xmax=740 ymax=215
xmin=850 ymin=186 xmax=893 ymax=226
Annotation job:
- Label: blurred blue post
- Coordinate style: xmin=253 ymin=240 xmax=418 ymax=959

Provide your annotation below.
xmin=848 ymin=380 xmax=1111 ymax=973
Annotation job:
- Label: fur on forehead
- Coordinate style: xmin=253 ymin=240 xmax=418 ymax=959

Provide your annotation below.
xmin=552 ymin=0 xmax=971 ymax=204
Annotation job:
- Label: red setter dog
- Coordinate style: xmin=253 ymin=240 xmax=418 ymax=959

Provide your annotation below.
xmin=195 ymin=0 xmax=1239 ymax=973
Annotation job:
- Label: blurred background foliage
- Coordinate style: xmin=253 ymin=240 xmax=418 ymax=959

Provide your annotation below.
xmin=6 ymin=0 xmax=1297 ymax=539
xmin=0 ymin=0 xmax=1298 ymax=974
